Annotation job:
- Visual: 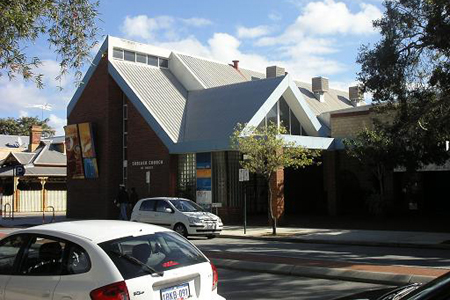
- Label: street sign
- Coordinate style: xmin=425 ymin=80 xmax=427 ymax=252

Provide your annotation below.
xmin=15 ymin=165 xmax=25 ymax=177
xmin=446 ymin=141 xmax=449 ymax=151
xmin=211 ymin=203 xmax=222 ymax=208
xmin=239 ymin=169 xmax=249 ymax=182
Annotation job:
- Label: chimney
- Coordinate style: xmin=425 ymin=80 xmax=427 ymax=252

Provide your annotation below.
xmin=266 ymin=66 xmax=285 ymax=78
xmin=29 ymin=125 xmax=42 ymax=152
xmin=349 ymin=85 xmax=365 ymax=106
xmin=312 ymin=76 xmax=329 ymax=103
xmin=232 ymin=60 xmax=239 ymax=70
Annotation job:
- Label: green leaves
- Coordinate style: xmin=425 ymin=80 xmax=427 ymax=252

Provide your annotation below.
xmin=0 ymin=0 xmax=100 ymax=88
xmin=230 ymin=122 xmax=320 ymax=180
xmin=0 ymin=116 xmax=55 ymax=137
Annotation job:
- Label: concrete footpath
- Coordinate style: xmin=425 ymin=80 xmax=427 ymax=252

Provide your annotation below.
xmin=1 ymin=214 xmax=450 ymax=285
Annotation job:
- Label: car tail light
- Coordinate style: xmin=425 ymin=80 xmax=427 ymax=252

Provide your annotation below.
xmin=90 ymin=281 xmax=129 ymax=300
xmin=211 ymin=262 xmax=218 ymax=291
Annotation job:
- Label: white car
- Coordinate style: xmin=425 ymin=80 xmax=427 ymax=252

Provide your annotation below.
xmin=130 ymin=197 xmax=223 ymax=238
xmin=0 ymin=220 xmax=225 ymax=300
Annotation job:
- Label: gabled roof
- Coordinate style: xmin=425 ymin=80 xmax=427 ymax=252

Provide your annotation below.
xmin=109 ymin=59 xmax=188 ymax=146
xmin=183 ymin=76 xmax=285 ymax=146
xmin=33 ymin=143 xmax=66 ymax=166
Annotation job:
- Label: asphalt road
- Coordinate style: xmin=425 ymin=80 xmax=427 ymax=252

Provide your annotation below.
xmin=216 ymin=267 xmax=390 ymax=300
xmin=192 ymin=237 xmax=450 ymax=269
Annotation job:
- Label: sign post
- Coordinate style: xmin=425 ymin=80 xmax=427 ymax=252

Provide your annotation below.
xmin=12 ymin=165 xmax=26 ymax=221
xmin=239 ymin=169 xmax=250 ymax=234
xmin=146 ymin=171 xmax=150 ymax=196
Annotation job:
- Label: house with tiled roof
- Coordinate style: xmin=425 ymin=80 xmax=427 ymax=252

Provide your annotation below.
xmin=67 ymin=36 xmax=368 ymax=221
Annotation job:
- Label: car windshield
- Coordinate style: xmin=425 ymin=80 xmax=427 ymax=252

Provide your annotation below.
xmin=99 ymin=232 xmax=207 ymax=280
xmin=169 ymin=199 xmax=204 ymax=212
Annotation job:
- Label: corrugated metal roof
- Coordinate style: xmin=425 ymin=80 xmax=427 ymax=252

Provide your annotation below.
xmin=183 ymin=76 xmax=285 ymax=143
xmin=177 ymin=54 xmax=248 ymax=88
xmin=33 ymin=146 xmax=66 ymax=166
xmin=295 ymin=81 xmax=353 ymax=116
xmin=12 ymin=153 xmax=34 ymax=165
xmin=112 ymin=60 xmax=188 ymax=142
xmin=24 ymin=166 xmax=66 ymax=176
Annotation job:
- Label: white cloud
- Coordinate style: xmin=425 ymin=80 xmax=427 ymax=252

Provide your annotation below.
xmin=181 ymin=17 xmax=213 ymax=27
xmin=237 ymin=25 xmax=271 ymax=39
xmin=268 ymin=12 xmax=282 ymax=21
xmin=295 ymin=1 xmax=382 ymax=35
xmin=19 ymin=110 xmax=29 ymax=117
xmin=257 ymin=0 xmax=381 ymax=47
xmin=48 ymin=114 xmax=66 ymax=136
xmin=121 ymin=15 xmax=161 ymax=40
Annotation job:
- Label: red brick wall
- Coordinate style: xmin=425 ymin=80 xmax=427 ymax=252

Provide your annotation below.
xmin=125 ymin=98 xmax=176 ymax=199
xmin=67 ymin=55 xmax=124 ymax=219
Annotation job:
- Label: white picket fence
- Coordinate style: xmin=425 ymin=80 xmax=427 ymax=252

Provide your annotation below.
xmin=1 ymin=190 xmax=66 ymax=212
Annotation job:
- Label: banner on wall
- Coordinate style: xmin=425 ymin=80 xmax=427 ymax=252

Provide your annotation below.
xmin=78 ymin=122 xmax=99 ymax=179
xmin=65 ymin=123 xmax=99 ymax=179
xmin=64 ymin=124 xmax=85 ymax=179
xmin=196 ymin=152 xmax=212 ymax=207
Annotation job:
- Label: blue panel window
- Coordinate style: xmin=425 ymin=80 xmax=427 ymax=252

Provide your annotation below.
xmin=148 ymin=55 xmax=158 ymax=67
xmin=279 ymin=97 xmax=290 ymax=133
xmin=124 ymin=50 xmax=135 ymax=62
xmin=113 ymin=48 xmax=123 ymax=59
xmin=159 ymin=58 xmax=169 ymax=68
xmin=136 ymin=53 xmax=146 ymax=63
xmin=291 ymin=111 xmax=302 ymax=135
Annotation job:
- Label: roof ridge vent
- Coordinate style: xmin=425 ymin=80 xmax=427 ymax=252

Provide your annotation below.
xmin=349 ymin=85 xmax=365 ymax=106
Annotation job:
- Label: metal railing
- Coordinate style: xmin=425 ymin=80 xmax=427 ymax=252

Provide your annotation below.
xmin=3 ymin=203 xmax=11 ymax=220
xmin=42 ymin=206 xmax=55 ymax=224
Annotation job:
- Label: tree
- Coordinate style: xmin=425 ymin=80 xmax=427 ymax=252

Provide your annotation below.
xmin=0 ymin=116 xmax=55 ymax=137
xmin=344 ymin=127 xmax=400 ymax=214
xmin=0 ymin=0 xmax=100 ymax=88
xmin=231 ymin=122 xmax=320 ymax=235
xmin=357 ymin=0 xmax=450 ymax=171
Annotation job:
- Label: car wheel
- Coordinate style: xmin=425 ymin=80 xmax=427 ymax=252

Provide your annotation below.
xmin=174 ymin=223 xmax=188 ymax=237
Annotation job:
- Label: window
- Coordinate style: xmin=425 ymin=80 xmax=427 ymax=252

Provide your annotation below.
xmin=99 ymin=232 xmax=207 ymax=280
xmin=0 ymin=234 xmax=27 ymax=275
xmin=124 ymin=50 xmax=135 ymax=62
xmin=148 ymin=55 xmax=158 ymax=67
xmin=258 ymin=97 xmax=305 ymax=136
xmin=177 ymin=154 xmax=196 ymax=199
xmin=113 ymin=48 xmax=123 ymax=59
xmin=159 ymin=58 xmax=169 ymax=68
xmin=156 ymin=200 xmax=172 ymax=213
xmin=19 ymin=236 xmax=66 ymax=276
xmin=140 ymin=200 xmax=156 ymax=211
xmin=65 ymin=243 xmax=91 ymax=274
xmin=279 ymin=97 xmax=290 ymax=132
xmin=136 ymin=53 xmax=147 ymax=63
xmin=267 ymin=102 xmax=278 ymax=126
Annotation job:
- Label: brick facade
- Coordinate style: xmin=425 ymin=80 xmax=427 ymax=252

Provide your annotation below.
xmin=67 ymin=55 xmax=177 ymax=219
xmin=330 ymin=110 xmax=372 ymax=138
xmin=126 ymin=98 xmax=177 ymax=200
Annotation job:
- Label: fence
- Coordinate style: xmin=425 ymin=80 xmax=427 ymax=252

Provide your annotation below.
xmin=1 ymin=190 xmax=67 ymax=212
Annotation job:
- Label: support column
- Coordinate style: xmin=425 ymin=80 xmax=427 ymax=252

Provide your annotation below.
xmin=40 ymin=177 xmax=48 ymax=211
xmin=270 ymin=167 xmax=285 ymax=220
xmin=13 ymin=176 xmax=19 ymax=212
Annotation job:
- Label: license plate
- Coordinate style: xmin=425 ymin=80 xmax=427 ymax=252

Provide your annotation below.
xmin=206 ymin=223 xmax=216 ymax=229
xmin=160 ymin=283 xmax=190 ymax=300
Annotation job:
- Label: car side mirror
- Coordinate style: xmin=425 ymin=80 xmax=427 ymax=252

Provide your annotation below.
xmin=165 ymin=207 xmax=174 ymax=213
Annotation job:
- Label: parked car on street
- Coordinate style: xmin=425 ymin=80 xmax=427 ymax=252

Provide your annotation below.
xmin=130 ymin=197 xmax=223 ymax=238
xmin=0 ymin=220 xmax=225 ymax=300
xmin=335 ymin=271 xmax=450 ymax=300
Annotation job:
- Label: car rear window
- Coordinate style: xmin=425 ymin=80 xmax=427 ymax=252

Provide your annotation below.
xmin=98 ymin=232 xmax=207 ymax=280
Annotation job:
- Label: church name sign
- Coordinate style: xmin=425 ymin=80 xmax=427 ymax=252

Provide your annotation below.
xmin=131 ymin=159 xmax=164 ymax=170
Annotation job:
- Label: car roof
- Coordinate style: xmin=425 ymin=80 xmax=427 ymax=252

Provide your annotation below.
xmin=13 ymin=220 xmax=170 ymax=244
xmin=139 ymin=197 xmax=191 ymax=202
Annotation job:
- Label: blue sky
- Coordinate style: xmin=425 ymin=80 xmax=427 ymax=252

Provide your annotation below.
xmin=0 ymin=0 xmax=384 ymax=136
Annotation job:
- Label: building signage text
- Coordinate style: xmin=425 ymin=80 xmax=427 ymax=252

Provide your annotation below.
xmin=132 ymin=160 xmax=164 ymax=170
